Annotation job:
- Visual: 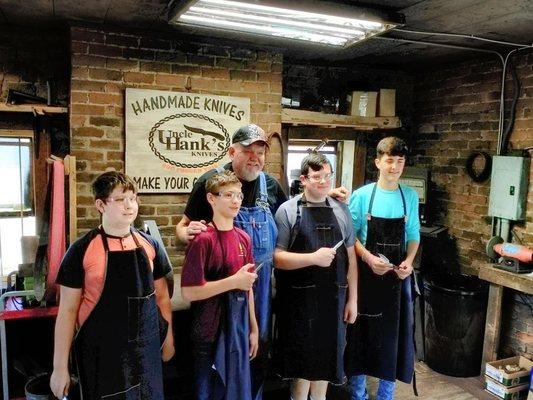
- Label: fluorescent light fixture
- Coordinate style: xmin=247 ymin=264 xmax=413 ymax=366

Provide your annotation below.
xmin=171 ymin=0 xmax=401 ymax=47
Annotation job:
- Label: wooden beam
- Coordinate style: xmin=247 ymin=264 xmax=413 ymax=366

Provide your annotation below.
xmin=282 ymin=108 xmax=401 ymax=130
xmin=481 ymin=284 xmax=504 ymax=370
xmin=0 ymin=104 xmax=68 ymax=114
xmin=478 ymin=266 xmax=533 ymax=295
xmin=0 ymin=129 xmax=33 ymax=138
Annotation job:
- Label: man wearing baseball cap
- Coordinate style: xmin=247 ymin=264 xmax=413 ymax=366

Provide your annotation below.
xmin=177 ymin=124 xmax=348 ymax=400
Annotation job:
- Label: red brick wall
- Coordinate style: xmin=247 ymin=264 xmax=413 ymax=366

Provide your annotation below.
xmin=412 ymin=55 xmax=532 ymax=272
xmin=69 ymin=26 xmax=283 ymax=271
xmin=412 ymin=54 xmax=533 ymax=358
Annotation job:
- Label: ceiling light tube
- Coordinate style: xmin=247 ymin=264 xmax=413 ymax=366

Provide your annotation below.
xmin=188 ymin=6 xmax=367 ymax=36
xmin=197 ymin=0 xmax=384 ymax=28
xmin=171 ymin=0 xmax=402 ymax=47
xmin=179 ymin=14 xmax=348 ymax=45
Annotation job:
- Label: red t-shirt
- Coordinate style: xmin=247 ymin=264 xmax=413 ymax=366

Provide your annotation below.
xmin=181 ymin=225 xmax=253 ymax=343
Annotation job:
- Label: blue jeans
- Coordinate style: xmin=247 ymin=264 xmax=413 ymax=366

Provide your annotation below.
xmin=192 ymin=342 xmax=216 ymax=400
xmin=348 ymin=375 xmax=396 ymax=400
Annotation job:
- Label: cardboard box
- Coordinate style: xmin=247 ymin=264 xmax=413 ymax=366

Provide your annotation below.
xmin=486 ymin=377 xmax=529 ymax=400
xmin=347 ymin=91 xmax=377 ymax=117
xmin=486 ymin=356 xmax=533 ymax=387
xmin=378 ymin=88 xmax=396 ymax=116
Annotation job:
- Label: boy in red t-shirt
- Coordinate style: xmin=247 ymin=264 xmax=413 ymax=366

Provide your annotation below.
xmin=181 ymin=170 xmax=259 ymax=400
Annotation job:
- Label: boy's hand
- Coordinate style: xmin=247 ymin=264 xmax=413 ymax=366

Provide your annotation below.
xmin=329 ymin=186 xmax=349 ymax=203
xmin=395 ymin=260 xmax=413 ymax=280
xmin=249 ymin=328 xmax=259 ymax=360
xmin=185 ymin=220 xmax=207 ymax=241
xmin=232 ymin=264 xmax=258 ymax=291
xmin=313 ymin=247 xmax=336 ymax=267
xmin=161 ymin=331 xmax=175 ymax=362
xmin=364 ymin=252 xmax=393 ymax=275
xmin=343 ymin=298 xmax=358 ymax=324
xmin=50 ymin=368 xmax=70 ymax=399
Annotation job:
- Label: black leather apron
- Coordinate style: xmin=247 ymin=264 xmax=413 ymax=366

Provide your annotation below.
xmin=74 ymin=229 xmax=167 ymax=400
xmin=274 ymin=196 xmax=348 ymax=384
xmin=345 ymin=184 xmax=415 ymax=384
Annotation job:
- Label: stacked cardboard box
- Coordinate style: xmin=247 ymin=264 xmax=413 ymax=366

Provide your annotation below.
xmin=347 ymin=91 xmax=377 ymax=117
xmin=378 ymin=88 xmax=396 ymax=117
xmin=485 ymin=356 xmax=533 ymax=400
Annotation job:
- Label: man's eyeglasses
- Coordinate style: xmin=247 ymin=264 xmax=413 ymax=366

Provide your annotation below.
xmin=306 ymin=173 xmax=334 ymax=183
xmin=213 ymin=191 xmax=244 ymax=201
xmin=107 ymin=195 xmax=138 ymax=204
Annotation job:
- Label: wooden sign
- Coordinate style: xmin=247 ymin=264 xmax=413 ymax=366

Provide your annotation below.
xmin=126 ymin=89 xmax=250 ymax=193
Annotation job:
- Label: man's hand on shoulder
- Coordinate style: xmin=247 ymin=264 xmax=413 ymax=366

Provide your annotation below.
xmin=329 ymin=186 xmax=349 ymax=203
xmin=186 ymin=220 xmax=207 ymax=241
xmin=177 ymin=216 xmax=208 ymax=244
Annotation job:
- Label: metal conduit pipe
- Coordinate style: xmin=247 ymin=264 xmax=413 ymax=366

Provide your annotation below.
xmin=393 ymin=28 xmax=532 ymax=48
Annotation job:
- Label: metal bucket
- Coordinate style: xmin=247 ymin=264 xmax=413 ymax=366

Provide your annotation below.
xmin=25 ymin=373 xmax=53 ymax=400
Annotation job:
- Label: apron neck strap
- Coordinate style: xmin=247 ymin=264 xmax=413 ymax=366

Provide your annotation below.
xmin=211 ymin=222 xmax=243 ymax=273
xmin=367 ymin=183 xmax=407 ymax=221
xmin=99 ymin=227 xmax=138 ymax=251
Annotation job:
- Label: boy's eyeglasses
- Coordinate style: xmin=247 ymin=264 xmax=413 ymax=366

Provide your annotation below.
xmin=107 ymin=195 xmax=138 ymax=204
xmin=213 ymin=191 xmax=244 ymax=201
xmin=306 ymin=173 xmax=334 ymax=183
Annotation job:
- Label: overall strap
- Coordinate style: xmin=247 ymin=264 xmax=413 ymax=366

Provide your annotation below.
xmin=255 ymin=172 xmax=269 ymax=209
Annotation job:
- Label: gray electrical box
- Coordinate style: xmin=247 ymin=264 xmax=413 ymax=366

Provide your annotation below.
xmin=488 ymin=156 xmax=530 ymax=220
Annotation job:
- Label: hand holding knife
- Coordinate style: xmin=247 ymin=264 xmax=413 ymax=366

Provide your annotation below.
xmin=332 ymin=239 xmax=344 ymax=251
xmin=377 ymin=253 xmax=399 ymax=270
xmin=254 ymin=261 xmax=266 ymax=274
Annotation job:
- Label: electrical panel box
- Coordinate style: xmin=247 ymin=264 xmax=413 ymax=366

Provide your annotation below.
xmin=488 ymin=156 xmax=530 ymax=220
xmin=399 ymin=167 xmax=430 ymax=225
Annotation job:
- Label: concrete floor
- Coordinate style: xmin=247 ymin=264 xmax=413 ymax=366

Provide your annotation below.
xmin=372 ymin=362 xmax=492 ymax=399
xmin=264 ymin=362 xmax=494 ymax=399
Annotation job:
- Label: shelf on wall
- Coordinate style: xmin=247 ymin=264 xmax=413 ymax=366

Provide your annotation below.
xmin=0 ymin=103 xmax=68 ymax=114
xmin=281 ymin=108 xmax=401 ymax=130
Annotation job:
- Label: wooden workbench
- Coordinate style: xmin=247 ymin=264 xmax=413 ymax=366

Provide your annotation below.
xmin=478 ymin=265 xmax=533 ymax=370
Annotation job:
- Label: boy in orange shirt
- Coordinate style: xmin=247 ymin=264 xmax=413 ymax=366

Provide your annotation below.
xmin=50 ymin=171 xmax=174 ymax=399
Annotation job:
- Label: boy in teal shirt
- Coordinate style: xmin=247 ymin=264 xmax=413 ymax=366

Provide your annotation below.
xmin=345 ymin=136 xmax=420 ymax=400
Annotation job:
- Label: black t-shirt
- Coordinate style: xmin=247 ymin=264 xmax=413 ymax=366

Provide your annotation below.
xmin=184 ymin=163 xmax=288 ymax=222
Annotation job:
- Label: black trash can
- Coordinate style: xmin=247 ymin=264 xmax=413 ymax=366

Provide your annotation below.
xmin=424 ymin=272 xmax=489 ymax=377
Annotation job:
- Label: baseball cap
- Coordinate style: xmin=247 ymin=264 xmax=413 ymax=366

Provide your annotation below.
xmin=231 ymin=124 xmax=269 ymax=147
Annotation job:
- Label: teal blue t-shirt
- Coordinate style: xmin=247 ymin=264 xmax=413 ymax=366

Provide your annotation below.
xmin=348 ymin=183 xmax=421 ymax=246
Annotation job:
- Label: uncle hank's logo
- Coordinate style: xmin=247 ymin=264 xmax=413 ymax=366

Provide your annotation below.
xmin=148 ymin=113 xmax=230 ymax=168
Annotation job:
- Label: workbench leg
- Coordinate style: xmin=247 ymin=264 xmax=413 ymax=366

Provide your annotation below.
xmin=1 ymin=320 xmax=9 ymax=400
xmin=481 ymin=284 xmax=504 ymax=373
